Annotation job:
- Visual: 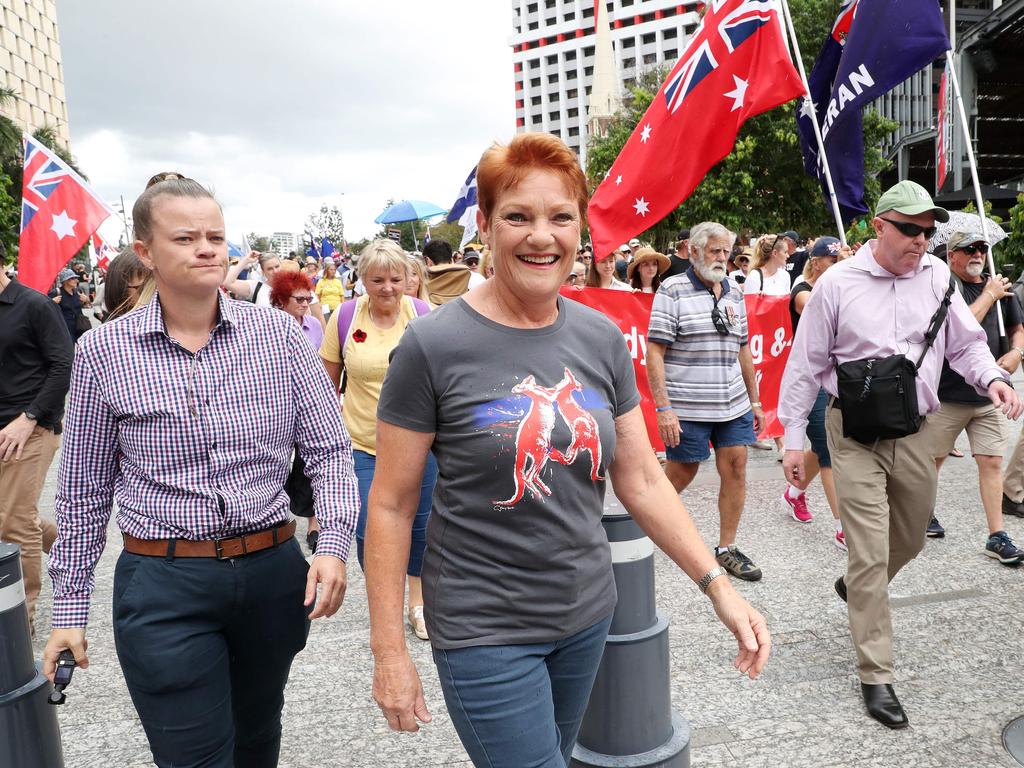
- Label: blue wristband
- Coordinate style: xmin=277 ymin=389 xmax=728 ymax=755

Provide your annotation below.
xmin=655 ymin=406 xmax=672 ymax=413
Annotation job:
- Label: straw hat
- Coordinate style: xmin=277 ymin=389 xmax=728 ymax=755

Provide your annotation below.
xmin=626 ymin=246 xmax=671 ymax=280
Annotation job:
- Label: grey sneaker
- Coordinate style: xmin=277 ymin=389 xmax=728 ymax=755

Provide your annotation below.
xmin=716 ymin=545 xmax=762 ymax=581
xmin=985 ymin=531 xmax=1024 ymax=566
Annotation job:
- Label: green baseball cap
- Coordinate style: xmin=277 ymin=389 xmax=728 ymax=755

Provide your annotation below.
xmin=875 ymin=180 xmax=949 ymax=222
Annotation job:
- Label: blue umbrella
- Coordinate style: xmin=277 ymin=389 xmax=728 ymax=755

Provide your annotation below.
xmin=374 ymin=199 xmax=446 ymax=224
xmin=374 ymin=200 xmax=447 ymax=250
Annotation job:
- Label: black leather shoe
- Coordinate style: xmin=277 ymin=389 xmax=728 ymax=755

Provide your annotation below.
xmin=861 ymin=683 xmax=909 ymax=729
xmin=1003 ymin=494 xmax=1024 ymax=518
xmin=835 ymin=576 xmax=847 ymax=603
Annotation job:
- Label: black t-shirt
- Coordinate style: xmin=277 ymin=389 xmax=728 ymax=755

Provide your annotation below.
xmin=938 ymin=278 xmax=1024 ymax=403
xmin=785 ymin=250 xmax=807 ymax=286
xmin=790 ymin=280 xmax=812 ymax=334
xmin=662 ymin=254 xmax=691 ymax=279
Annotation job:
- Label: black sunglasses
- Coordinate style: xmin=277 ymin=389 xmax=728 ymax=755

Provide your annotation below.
xmin=958 ymin=243 xmax=989 ymax=255
xmin=879 ymin=218 xmax=937 ymax=240
xmin=710 ymin=306 xmax=730 ymax=335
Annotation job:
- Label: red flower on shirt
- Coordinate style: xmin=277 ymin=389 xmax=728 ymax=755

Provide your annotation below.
xmin=352 ymin=329 xmax=367 ymax=343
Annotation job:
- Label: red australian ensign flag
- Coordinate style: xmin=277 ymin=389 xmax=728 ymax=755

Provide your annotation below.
xmin=19 ymin=134 xmax=112 ymax=292
xmin=588 ymin=0 xmax=803 ymax=260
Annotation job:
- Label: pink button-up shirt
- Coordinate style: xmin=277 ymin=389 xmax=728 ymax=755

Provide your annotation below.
xmin=778 ymin=241 xmax=1005 ymax=450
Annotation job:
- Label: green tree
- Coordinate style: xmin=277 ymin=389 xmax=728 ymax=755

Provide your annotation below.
xmin=305 ymin=204 xmax=346 ymax=249
xmin=585 ymin=0 xmax=898 ymax=251
xmin=1000 ymin=194 xmax=1024 ymax=277
xmin=247 ymin=233 xmax=274 ymax=253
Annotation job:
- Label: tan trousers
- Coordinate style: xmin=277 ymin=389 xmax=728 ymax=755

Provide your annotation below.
xmin=826 ymin=404 xmax=937 ymax=683
xmin=1004 ymin=421 xmax=1024 ymax=502
xmin=0 ymin=425 xmax=60 ymax=629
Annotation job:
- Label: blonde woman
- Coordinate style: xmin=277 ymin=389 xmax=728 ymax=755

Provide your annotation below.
xmin=319 ymin=239 xmax=435 ymax=639
xmin=315 ymin=262 xmax=345 ymax=316
xmin=404 ymin=255 xmax=432 ymax=304
xmin=745 ymin=234 xmax=791 ymax=295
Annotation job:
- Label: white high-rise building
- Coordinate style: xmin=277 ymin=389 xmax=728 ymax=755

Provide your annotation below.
xmin=271 ymin=231 xmax=300 ymax=258
xmin=0 ymin=0 xmax=71 ymax=147
xmin=510 ymin=0 xmax=700 ymax=170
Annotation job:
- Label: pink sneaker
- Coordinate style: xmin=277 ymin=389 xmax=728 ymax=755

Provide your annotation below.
xmin=782 ymin=487 xmax=813 ymax=523
xmin=834 ymin=529 xmax=848 ymax=552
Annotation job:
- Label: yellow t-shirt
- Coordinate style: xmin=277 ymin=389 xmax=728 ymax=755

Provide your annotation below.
xmin=319 ymin=295 xmax=420 ymax=454
xmin=315 ymin=278 xmax=345 ymax=312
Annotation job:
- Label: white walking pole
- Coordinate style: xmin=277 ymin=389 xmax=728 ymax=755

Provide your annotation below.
xmin=779 ymin=0 xmax=848 ymax=248
xmin=945 ymin=47 xmax=1004 ymax=335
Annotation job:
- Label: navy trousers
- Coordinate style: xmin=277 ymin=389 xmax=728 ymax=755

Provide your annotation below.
xmin=112 ymin=536 xmax=311 ymax=768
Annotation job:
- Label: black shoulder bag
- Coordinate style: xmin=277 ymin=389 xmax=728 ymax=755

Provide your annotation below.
xmin=835 ymin=276 xmax=956 ymax=444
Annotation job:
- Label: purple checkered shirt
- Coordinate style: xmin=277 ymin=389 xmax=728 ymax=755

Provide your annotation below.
xmin=48 ymin=291 xmax=359 ymax=628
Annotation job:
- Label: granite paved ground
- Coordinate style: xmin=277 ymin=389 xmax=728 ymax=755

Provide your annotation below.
xmin=30 ymin=411 xmax=1024 ymax=767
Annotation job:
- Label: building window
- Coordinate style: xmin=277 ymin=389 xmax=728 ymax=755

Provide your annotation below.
xmin=584 ymin=65 xmax=593 ymax=76
xmin=664 ymin=48 xmax=677 ymax=60
xmin=551 ymin=91 xmax=560 ymax=102
xmin=569 ymin=126 xmax=580 ymax=137
xmin=582 ymin=5 xmax=594 ymax=18
xmin=547 ymin=54 xmax=557 ymax=65
xmin=565 ymin=50 xmax=577 ymax=61
xmin=566 ymin=69 xmax=577 ymax=79
xmin=531 ymin=95 xmax=542 ymax=105
xmin=643 ymin=53 xmax=657 ymax=65
xmin=528 ymin=21 xmax=539 ymax=30
xmin=583 ymin=46 xmax=594 ymax=57
xmin=548 ymin=73 xmax=559 ymax=83
xmin=642 ymin=33 xmax=655 ymax=44
xmin=566 ymin=87 xmax=577 ymax=98
xmin=545 ymin=0 xmax=556 ymax=7
xmin=622 ymin=37 xmax=635 ymax=48
xmin=663 ymin=28 xmax=678 ymax=40
xmin=564 ymin=11 xmax=576 ymax=21
xmin=622 ymin=58 xmax=635 ymax=69
xmin=531 ymin=77 xmax=541 ymax=87
xmin=550 ymin=110 xmax=560 ymax=120
xmin=567 ymin=107 xmax=578 ymax=117
xmin=552 ymin=128 xmax=562 ymax=137
xmin=527 ymin=3 xmax=538 ymax=12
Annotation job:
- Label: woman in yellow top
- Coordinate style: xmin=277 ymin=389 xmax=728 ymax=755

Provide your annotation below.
xmin=315 ymin=261 xmax=346 ymax=316
xmin=319 ymin=240 xmax=435 ymax=639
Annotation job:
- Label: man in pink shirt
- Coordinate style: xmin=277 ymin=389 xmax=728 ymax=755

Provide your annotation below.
xmin=778 ymin=180 xmax=1022 ymax=730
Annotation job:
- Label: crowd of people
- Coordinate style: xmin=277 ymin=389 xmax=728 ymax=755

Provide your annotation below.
xmin=0 ymin=132 xmax=1022 ymax=765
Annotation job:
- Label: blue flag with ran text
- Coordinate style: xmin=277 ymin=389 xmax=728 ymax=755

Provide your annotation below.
xmin=796 ymin=0 xmax=949 ymax=223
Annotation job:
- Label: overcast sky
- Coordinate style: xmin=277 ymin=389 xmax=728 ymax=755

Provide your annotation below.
xmin=56 ymin=1 xmax=515 ymax=246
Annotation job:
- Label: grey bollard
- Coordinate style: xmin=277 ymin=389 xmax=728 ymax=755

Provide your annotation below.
xmin=571 ymin=511 xmax=690 ymax=768
xmin=0 ymin=542 xmax=65 ymax=768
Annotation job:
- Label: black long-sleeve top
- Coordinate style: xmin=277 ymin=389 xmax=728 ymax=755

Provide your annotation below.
xmin=0 ymin=279 xmax=73 ymax=432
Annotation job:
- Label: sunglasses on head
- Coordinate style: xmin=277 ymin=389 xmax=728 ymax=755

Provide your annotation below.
xmin=879 ymin=218 xmax=937 ymax=240
xmin=958 ymin=243 xmax=989 ymax=255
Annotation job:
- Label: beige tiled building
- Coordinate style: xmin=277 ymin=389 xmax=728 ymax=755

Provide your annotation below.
xmin=0 ymin=0 xmax=70 ymax=147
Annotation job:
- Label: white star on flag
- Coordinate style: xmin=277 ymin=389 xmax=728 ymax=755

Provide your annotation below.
xmin=724 ymin=75 xmax=749 ymax=112
xmin=50 ymin=210 xmax=78 ymax=240
xmin=633 ymin=197 xmax=650 ymax=217
xmin=799 ymin=96 xmax=816 ymax=119
xmin=615 ymin=175 xmax=623 ymax=186
xmin=640 ymin=124 xmax=652 ymax=143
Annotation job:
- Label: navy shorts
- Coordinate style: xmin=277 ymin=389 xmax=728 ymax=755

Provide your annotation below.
xmin=666 ymin=410 xmax=756 ymax=464
xmin=806 ymin=388 xmax=831 ymax=468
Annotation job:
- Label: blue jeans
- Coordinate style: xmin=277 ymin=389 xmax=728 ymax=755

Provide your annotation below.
xmin=433 ymin=615 xmax=613 ymax=768
xmin=807 ymin=388 xmax=831 ymax=468
xmin=353 ymin=449 xmax=436 ymax=575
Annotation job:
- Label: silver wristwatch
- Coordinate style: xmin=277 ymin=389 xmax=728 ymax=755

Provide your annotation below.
xmin=698 ymin=566 xmax=726 ymax=594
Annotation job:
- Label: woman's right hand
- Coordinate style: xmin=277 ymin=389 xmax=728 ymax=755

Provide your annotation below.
xmin=373 ymin=651 xmax=432 ymax=732
xmin=657 ymin=409 xmax=680 ymax=448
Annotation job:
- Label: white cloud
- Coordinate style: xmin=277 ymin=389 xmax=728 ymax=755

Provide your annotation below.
xmin=57 ymin=1 xmax=517 ymax=243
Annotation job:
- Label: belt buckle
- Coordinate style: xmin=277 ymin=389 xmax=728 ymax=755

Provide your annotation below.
xmin=214 ymin=534 xmax=248 ymax=560
xmin=214 ymin=538 xmax=228 ymax=560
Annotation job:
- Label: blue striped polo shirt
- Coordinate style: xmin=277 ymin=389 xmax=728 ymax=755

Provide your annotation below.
xmin=648 ymin=267 xmax=750 ymax=422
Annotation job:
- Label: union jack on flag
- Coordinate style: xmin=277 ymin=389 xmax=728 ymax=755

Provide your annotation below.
xmin=18 ymin=133 xmax=112 ymax=292
xmin=664 ymin=0 xmax=781 ymax=113
xmin=91 ymin=232 xmax=115 ymax=270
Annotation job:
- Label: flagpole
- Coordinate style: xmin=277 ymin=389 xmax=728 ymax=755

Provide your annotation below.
xmin=944 ymin=47 xmax=1004 ymax=335
xmin=779 ymin=0 xmax=848 ymax=248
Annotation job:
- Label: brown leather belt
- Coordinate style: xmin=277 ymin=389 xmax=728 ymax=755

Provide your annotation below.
xmin=122 ymin=520 xmax=296 ymax=560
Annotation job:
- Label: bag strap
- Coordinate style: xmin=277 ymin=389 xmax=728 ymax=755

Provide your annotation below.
xmin=336 ymin=296 xmax=360 ymax=359
xmin=914 ymin=275 xmax=957 ymax=370
xmin=753 ymin=268 xmax=765 ymax=294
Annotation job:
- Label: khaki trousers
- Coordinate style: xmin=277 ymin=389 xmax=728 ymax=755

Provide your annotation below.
xmin=826 ymin=404 xmax=937 ymax=683
xmin=1004 ymin=421 xmax=1024 ymax=502
xmin=0 ymin=425 xmax=60 ymax=629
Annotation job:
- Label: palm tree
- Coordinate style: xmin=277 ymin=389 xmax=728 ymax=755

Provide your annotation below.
xmin=0 ymin=87 xmax=22 ymax=162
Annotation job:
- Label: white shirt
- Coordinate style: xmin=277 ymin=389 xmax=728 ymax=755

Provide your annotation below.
xmin=744 ymin=267 xmax=790 ymax=296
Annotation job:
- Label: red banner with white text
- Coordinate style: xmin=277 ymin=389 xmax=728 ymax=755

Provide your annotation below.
xmin=560 ymin=287 xmax=664 ymax=451
xmin=744 ymin=293 xmax=793 ymax=439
